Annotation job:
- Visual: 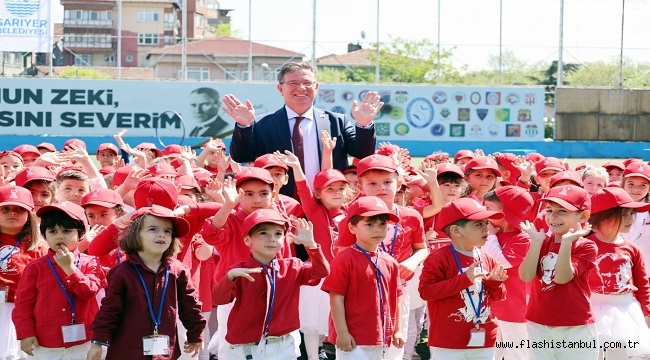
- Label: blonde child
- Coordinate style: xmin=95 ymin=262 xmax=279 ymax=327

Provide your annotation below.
xmin=213 ymin=210 xmax=329 ymax=359
xmin=0 ymin=185 xmax=45 ymax=360
xmin=419 ymin=198 xmax=507 ymax=359
xmin=322 ymin=196 xmax=405 ymax=359
xmin=520 ymin=185 xmax=598 ymax=360
xmin=580 ymin=164 xmax=608 ymax=196
xmin=87 ymin=205 xmax=205 ymax=360
xmin=587 ymin=187 xmax=650 ymax=360
xmin=12 ymin=201 xmax=105 ymax=359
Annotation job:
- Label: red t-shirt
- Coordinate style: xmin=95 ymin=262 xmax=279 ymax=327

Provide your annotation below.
xmin=419 ymin=246 xmax=505 ymax=349
xmin=587 ymin=234 xmax=650 ymax=316
xmin=525 ymin=235 xmax=597 ymax=326
xmin=322 ymin=246 xmax=403 ymax=347
xmin=213 ymin=246 xmax=329 ymax=344
xmin=0 ymin=233 xmax=47 ymax=302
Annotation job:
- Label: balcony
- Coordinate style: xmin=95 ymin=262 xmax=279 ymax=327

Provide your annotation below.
xmin=63 ymin=19 xmax=113 ymax=28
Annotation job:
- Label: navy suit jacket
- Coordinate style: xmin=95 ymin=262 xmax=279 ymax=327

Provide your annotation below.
xmin=230 ymin=107 xmax=376 ymax=196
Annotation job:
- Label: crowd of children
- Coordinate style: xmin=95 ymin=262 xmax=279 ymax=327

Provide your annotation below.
xmin=0 ymin=133 xmax=650 ymax=360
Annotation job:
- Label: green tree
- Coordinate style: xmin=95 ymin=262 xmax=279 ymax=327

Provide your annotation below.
xmin=58 ymin=67 xmax=112 ymax=79
xmin=528 ymin=60 xmax=581 ymax=104
xmin=317 ymin=67 xmax=354 ymax=83
xmin=569 ymin=57 xmax=650 ymax=88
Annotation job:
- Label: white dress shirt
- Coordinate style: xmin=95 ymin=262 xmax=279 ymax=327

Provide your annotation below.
xmin=286 ymin=105 xmax=319 ymax=188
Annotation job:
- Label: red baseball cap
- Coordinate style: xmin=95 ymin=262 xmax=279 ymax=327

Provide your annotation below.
xmin=131 ymin=204 xmax=190 ymax=238
xmin=163 ymin=144 xmax=183 ymax=157
xmin=147 ymin=162 xmax=177 ymax=177
xmin=135 ymin=142 xmax=163 ymax=158
xmin=14 ymin=166 xmax=55 ymax=187
xmin=64 ymin=138 xmax=86 ymax=150
xmin=436 ymin=197 xmax=504 ymax=230
xmin=0 ymin=185 xmax=34 ymax=211
xmin=463 ymin=156 xmax=502 ymax=177
xmin=177 ymin=194 xmax=195 ymax=206
xmin=525 ymin=152 xmax=546 ymax=164
xmin=99 ymin=166 xmax=116 ymax=175
xmin=175 ymin=175 xmax=200 ymax=192
xmin=423 ymin=152 xmax=450 ymax=164
xmin=356 ymin=154 xmax=397 ymax=177
xmin=493 ymin=153 xmax=520 ymax=180
xmin=234 ymin=167 xmax=274 ymax=187
xmin=36 ymin=142 xmax=57 ymax=153
xmin=36 ymin=201 xmax=88 ymax=228
xmin=549 ymin=171 xmax=584 ymax=188
xmin=133 ymin=177 xmax=178 ymax=210
xmin=601 ymin=161 xmax=625 ymax=171
xmin=535 ymin=157 xmax=565 ymax=174
xmin=112 ymin=165 xmax=133 ymax=187
xmin=13 ymin=145 xmax=40 ymax=158
xmin=97 ymin=143 xmax=119 ymax=155
xmin=574 ymin=162 xmax=593 ymax=171
xmin=623 ymin=158 xmax=642 ymax=167
xmin=313 ymin=169 xmax=348 ymax=190
xmin=376 ymin=143 xmax=400 ymax=157
xmin=242 ymin=208 xmax=289 ymax=236
xmin=81 ymin=188 xmax=125 ymax=208
xmin=590 ymin=187 xmax=650 ymax=214
xmin=454 ymin=150 xmax=475 ymax=162
xmin=346 ymin=196 xmax=399 ymax=222
xmin=623 ymin=162 xmax=650 ymax=182
xmin=436 ymin=162 xmax=465 ymax=177
xmin=542 ymin=185 xmax=591 ymax=211
xmin=56 ymin=165 xmax=87 ymax=177
xmin=0 ymin=151 xmax=23 ymax=163
xmin=494 ymin=186 xmax=535 ymax=229
xmin=254 ymin=154 xmax=288 ymax=171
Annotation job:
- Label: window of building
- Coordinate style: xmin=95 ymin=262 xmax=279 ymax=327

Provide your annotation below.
xmin=241 ymin=69 xmax=249 ymax=81
xmin=138 ymin=10 xmax=159 ymax=22
xmin=137 ymin=33 xmax=159 ymax=45
xmin=74 ymin=54 xmax=92 ymax=66
xmin=126 ymin=55 xmax=134 ymax=62
xmin=178 ymin=67 xmax=210 ymax=80
xmin=163 ymin=35 xmax=176 ymax=45
xmin=224 ymin=67 xmax=237 ymax=80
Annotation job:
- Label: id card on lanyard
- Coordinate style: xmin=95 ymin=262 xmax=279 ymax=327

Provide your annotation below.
xmin=133 ymin=264 xmax=171 ymax=356
xmin=449 ymin=245 xmax=486 ymax=347
xmin=0 ymin=240 xmax=19 ymax=303
xmin=47 ymin=256 xmax=87 ymax=343
xmin=256 ymin=259 xmax=277 ymax=356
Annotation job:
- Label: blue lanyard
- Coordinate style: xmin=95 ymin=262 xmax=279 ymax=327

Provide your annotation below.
xmin=133 ymin=264 xmax=170 ymax=335
xmin=449 ymin=245 xmax=484 ymax=327
xmin=116 ymin=249 xmax=121 ymax=264
xmin=47 ymin=255 xmax=80 ymax=323
xmin=354 ymin=244 xmax=386 ymax=346
xmin=381 ymin=207 xmax=400 ymax=256
xmin=0 ymin=241 xmax=19 ymax=262
xmin=260 ymin=259 xmax=277 ymax=336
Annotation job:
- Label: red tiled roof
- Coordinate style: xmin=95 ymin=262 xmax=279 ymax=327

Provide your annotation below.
xmin=147 ymin=37 xmax=304 ymax=58
xmin=317 ymin=49 xmax=374 ymax=67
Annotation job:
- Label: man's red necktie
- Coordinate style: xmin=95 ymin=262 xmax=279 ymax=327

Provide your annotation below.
xmin=292 ymin=116 xmax=305 ymax=171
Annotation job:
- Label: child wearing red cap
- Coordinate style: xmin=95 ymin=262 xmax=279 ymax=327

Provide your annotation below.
xmin=580 ymin=164 xmax=608 ymax=196
xmin=620 ymin=162 xmax=650 ymax=277
xmin=586 ymin=187 xmax=650 ymax=359
xmin=341 ymin=154 xmax=427 ymax=359
xmin=277 ymin=150 xmax=350 ymax=359
xmin=454 ymin=150 xmax=475 ymax=167
xmin=88 ymin=205 xmax=205 ymax=360
xmin=0 ymin=185 xmax=45 ymax=360
xmin=0 ymin=151 xmax=24 ymax=183
xmin=213 ymin=210 xmax=329 ymax=359
xmin=419 ymin=198 xmax=507 ymax=359
xmin=463 ymin=156 xmax=501 ymax=201
xmin=95 ymin=143 xmax=120 ymax=168
xmin=13 ymin=145 xmax=41 ymax=167
xmin=520 ymin=185 xmax=598 ymax=359
xmin=482 ymin=186 xmax=535 ymax=360
xmin=322 ymin=196 xmax=405 ymax=359
xmin=532 ymin=157 xmax=566 ymax=197
xmin=254 ymin=153 xmax=305 ymax=221
xmin=14 ymin=166 xmax=57 ymax=212
xmin=13 ymin=201 xmax=105 ymax=359
xmin=79 ymin=189 xmax=127 ymax=269
xmin=602 ymin=160 xmax=625 ymax=183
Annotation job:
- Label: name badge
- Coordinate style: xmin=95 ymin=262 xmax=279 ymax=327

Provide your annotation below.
xmin=143 ymin=335 xmax=170 ymax=356
xmin=467 ymin=328 xmax=486 ymax=347
xmin=61 ymin=323 xmax=87 ymax=343
xmin=0 ymin=285 xmax=8 ymax=303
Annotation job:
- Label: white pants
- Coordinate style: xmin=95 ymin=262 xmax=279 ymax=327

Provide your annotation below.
xmin=226 ymin=335 xmax=295 ymax=360
xmin=336 ymin=346 xmax=384 ymax=360
xmin=403 ymin=306 xmax=426 ymax=360
xmin=526 ymin=321 xmax=598 ymax=360
xmin=494 ymin=320 xmax=530 ymax=360
xmin=208 ymin=302 xmax=234 ymax=359
xmin=429 ymin=347 xmax=495 ymax=360
xmin=31 ymin=342 xmax=90 ymax=360
xmin=383 ymin=292 xmax=409 ymax=360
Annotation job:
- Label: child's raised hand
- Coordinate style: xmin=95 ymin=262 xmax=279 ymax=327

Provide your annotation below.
xmin=85 ymin=224 xmax=106 ymax=243
xmin=20 ymin=336 xmax=39 ymax=356
xmin=204 ymin=179 xmax=224 ymax=203
xmin=561 ymin=222 xmax=592 ymax=244
xmin=221 ymin=178 xmax=239 ymax=205
xmin=474 ymin=149 xmax=485 ymax=157
xmin=227 ymin=267 xmax=262 ymax=282
xmin=464 ymin=261 xmax=484 ymax=282
xmin=417 ymin=161 xmax=438 ymax=184
xmin=336 ymin=332 xmax=356 ymax=352
xmin=320 ymin=130 xmax=337 ymax=153
xmin=486 ymin=264 xmax=508 ymax=282
xmin=183 ymin=341 xmax=203 ymax=357
xmin=274 ymin=150 xmax=300 ymax=169
xmin=520 ymin=220 xmax=545 ymax=243
xmin=287 ymin=218 xmax=316 ymax=248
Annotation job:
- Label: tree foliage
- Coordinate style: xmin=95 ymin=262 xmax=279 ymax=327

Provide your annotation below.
xmin=528 ymin=60 xmax=581 ymax=104
xmin=58 ymin=67 xmax=112 ymax=79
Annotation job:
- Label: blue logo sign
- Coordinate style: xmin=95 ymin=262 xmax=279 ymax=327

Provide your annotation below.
xmin=4 ymin=0 xmax=41 ymax=17
xmin=430 ymin=124 xmax=445 ymax=136
xmin=406 ymin=97 xmax=434 ymax=129
xmin=476 ymin=109 xmax=488 ymax=120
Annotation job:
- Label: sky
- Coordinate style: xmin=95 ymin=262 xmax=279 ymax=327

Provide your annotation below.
xmin=52 ymin=0 xmax=650 ymax=71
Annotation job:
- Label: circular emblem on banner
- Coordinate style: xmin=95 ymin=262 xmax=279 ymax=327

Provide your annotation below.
xmin=389 ymin=106 xmax=404 ymax=119
xmin=470 ymin=92 xmax=481 ymax=105
xmin=342 ymin=92 xmax=353 ymax=101
xmin=4 ymin=0 xmax=41 ymax=17
xmin=432 ymin=91 xmax=447 ymax=104
xmin=395 ymin=123 xmax=410 ymax=135
xmin=406 ymin=98 xmax=434 ymax=129
xmin=331 ymin=106 xmax=346 ymax=115
xmin=430 ymin=124 xmax=445 ymax=136
xmin=358 ymin=90 xmax=369 ymax=101
xmin=506 ymin=93 xmax=520 ymax=105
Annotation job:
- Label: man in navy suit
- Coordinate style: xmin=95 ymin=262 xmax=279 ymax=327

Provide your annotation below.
xmin=224 ymin=61 xmax=383 ymax=197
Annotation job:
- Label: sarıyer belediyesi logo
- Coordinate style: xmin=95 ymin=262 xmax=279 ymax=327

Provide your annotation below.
xmin=4 ymin=0 xmax=41 ymax=17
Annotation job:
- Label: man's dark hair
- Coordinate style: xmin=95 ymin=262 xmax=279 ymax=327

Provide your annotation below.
xmin=190 ymin=87 xmax=220 ymax=102
xmin=278 ymin=62 xmax=316 ymax=83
